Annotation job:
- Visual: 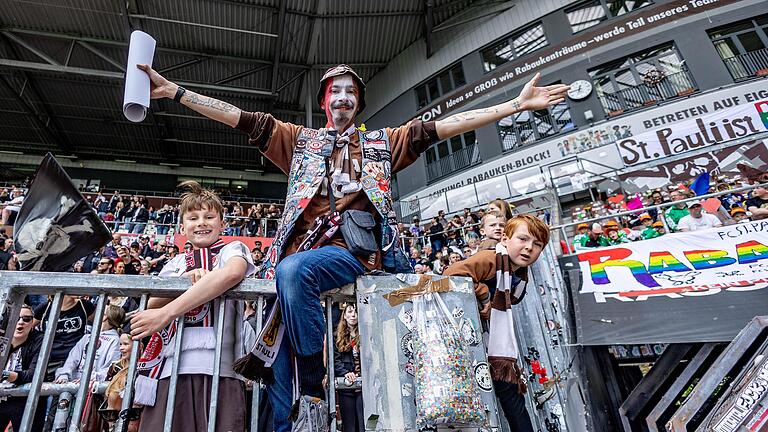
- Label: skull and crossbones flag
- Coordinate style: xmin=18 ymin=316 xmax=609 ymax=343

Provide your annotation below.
xmin=13 ymin=153 xmax=111 ymax=272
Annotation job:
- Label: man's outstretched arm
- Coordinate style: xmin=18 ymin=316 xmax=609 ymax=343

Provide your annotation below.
xmin=435 ymin=72 xmax=569 ymax=140
xmin=137 ymin=64 xmax=242 ymax=127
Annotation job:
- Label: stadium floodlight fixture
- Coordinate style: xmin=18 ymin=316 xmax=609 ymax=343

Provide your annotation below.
xmin=203 ymin=165 xmax=223 ymax=170
xmin=159 ymin=162 xmax=181 ymax=167
xmin=0 ymin=150 xmax=23 ymax=155
xmin=115 ymin=159 xmax=137 ymax=164
xmin=244 ymin=169 xmax=264 ymax=173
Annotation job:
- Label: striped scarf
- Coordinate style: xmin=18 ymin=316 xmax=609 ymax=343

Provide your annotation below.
xmin=487 ymin=242 xmax=528 ymax=393
xmin=329 ymin=125 xmax=361 ymax=195
xmin=135 ymin=239 xmax=226 ymax=404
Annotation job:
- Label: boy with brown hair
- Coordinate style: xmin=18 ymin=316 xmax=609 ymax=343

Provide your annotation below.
xmin=444 ymin=214 xmax=549 ymax=432
xmin=129 ymin=181 xmax=256 ymax=431
xmin=477 ymin=210 xmax=506 ymax=250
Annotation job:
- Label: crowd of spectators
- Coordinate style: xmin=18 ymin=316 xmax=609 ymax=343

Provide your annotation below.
xmin=1 ymin=233 xmax=273 ymax=432
xmin=569 ymin=174 xmax=763 ymax=251
xmin=81 ymin=191 xmax=283 ymax=238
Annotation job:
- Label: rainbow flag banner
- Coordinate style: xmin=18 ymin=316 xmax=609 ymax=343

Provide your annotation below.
xmin=562 ymin=221 xmax=768 ymax=345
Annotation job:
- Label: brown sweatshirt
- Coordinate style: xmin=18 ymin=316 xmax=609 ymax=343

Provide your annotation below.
xmin=443 ymin=249 xmax=529 ymax=305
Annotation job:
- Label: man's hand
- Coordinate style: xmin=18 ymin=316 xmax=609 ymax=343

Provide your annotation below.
xmin=128 ymin=307 xmax=174 ymax=340
xmin=54 ymin=376 xmax=68 ymax=384
xmin=435 ymin=72 xmax=569 ymax=140
xmin=137 ymin=64 xmax=177 ymax=100
xmin=517 ymin=73 xmax=569 ymax=111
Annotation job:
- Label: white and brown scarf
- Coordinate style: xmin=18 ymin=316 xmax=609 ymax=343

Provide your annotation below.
xmin=329 ymin=125 xmax=361 ymax=195
xmin=134 ymin=239 xmax=226 ymax=406
xmin=487 ymin=242 xmax=528 ymax=393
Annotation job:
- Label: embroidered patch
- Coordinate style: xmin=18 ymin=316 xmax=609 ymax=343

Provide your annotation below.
xmin=307 ymin=140 xmax=323 ymax=152
xmin=362 ymin=129 xmax=385 ymax=141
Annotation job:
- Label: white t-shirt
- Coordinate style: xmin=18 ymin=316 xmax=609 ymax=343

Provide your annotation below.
xmin=677 ymin=213 xmax=722 ymax=232
xmin=157 ymin=241 xmax=256 ymax=380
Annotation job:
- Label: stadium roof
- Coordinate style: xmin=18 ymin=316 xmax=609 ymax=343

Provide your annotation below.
xmin=0 ymin=0 xmax=503 ymax=174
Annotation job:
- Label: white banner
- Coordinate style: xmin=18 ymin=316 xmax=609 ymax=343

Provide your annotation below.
xmin=576 ymin=222 xmax=768 ymax=302
xmin=618 ymin=100 xmax=768 ymax=165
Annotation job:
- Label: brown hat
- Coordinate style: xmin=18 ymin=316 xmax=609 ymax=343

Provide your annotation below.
xmin=316 ymin=64 xmax=366 ymax=114
xmin=730 ymin=207 xmax=746 ymax=216
xmin=577 ymin=223 xmax=588 ymax=230
xmin=652 ymin=221 xmax=663 ymax=228
xmin=639 ymin=214 xmax=652 ymax=221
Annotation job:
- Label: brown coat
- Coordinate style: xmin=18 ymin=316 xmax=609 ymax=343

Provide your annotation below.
xmin=443 ymin=249 xmax=528 ymax=305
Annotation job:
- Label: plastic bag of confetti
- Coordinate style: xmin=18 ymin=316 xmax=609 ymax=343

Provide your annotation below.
xmin=412 ymin=292 xmax=486 ymax=428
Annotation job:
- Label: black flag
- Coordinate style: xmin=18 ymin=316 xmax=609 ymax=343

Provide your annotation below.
xmin=13 ymin=153 xmax=111 ymax=272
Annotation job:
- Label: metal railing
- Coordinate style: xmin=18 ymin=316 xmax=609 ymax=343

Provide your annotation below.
xmin=722 ymin=47 xmax=768 ymax=81
xmin=597 ymin=69 xmax=697 ymax=115
xmin=0 ymin=272 xmax=356 ymax=432
xmin=425 ymin=144 xmax=481 ymax=183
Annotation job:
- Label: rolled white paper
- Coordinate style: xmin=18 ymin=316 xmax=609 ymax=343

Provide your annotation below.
xmin=123 ymin=31 xmax=156 ymax=123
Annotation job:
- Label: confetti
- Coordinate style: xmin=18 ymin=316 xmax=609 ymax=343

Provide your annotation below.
xmin=412 ymin=293 xmax=486 ymax=428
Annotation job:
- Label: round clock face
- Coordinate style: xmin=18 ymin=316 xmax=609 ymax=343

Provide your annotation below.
xmin=567 ymin=80 xmax=593 ymax=101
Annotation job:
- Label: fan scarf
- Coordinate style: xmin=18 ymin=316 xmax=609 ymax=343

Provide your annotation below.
xmin=487 ymin=242 xmax=528 ymax=393
xmin=135 ymin=239 xmax=226 ymax=405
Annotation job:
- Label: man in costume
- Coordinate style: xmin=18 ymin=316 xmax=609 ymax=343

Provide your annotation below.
xmin=137 ymin=62 xmax=568 ymax=431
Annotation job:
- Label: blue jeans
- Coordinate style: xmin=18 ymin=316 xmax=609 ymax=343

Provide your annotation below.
xmin=131 ymin=223 xmax=146 ymax=234
xmin=156 ymin=225 xmax=169 ymax=235
xmin=267 ymin=246 xmax=365 ymax=432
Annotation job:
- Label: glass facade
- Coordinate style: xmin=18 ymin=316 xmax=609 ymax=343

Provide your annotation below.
xmin=709 ymin=14 xmax=768 ymax=80
xmin=588 ymin=43 xmax=696 ymax=115
xmin=566 ymin=0 xmax=652 ymax=33
xmin=416 ymin=63 xmax=466 ymax=109
xmin=424 ymin=131 xmax=480 ymax=182
xmin=481 ymin=23 xmax=548 ymax=72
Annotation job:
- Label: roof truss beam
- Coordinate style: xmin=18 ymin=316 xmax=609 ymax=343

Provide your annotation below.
xmin=0 ymin=59 xmax=275 ymax=97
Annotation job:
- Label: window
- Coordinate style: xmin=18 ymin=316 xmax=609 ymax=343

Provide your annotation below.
xmin=498 ymin=98 xmax=574 ymax=152
xmin=415 ymin=63 xmax=466 ymax=109
xmin=566 ymin=0 xmax=652 ymax=33
xmin=588 ymin=43 xmax=696 ymax=115
xmin=481 ymin=23 xmax=548 ymax=72
xmin=708 ymin=14 xmax=768 ymax=80
xmin=424 ymin=131 xmax=480 ymax=182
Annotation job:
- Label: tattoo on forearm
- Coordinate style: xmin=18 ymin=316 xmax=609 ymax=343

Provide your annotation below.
xmin=185 ymin=92 xmax=237 ymax=113
xmin=509 ymin=99 xmax=521 ymax=111
xmin=441 ymin=106 xmax=500 ymax=124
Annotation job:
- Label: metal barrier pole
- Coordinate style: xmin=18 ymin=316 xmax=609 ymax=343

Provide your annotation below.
xmin=115 ymin=293 xmax=149 ymax=432
xmin=68 ymin=293 xmax=108 ymax=432
xmin=0 ymin=289 xmax=25 ymax=369
xmin=20 ymin=291 xmax=64 ymax=431
xmin=162 ymin=316 xmax=186 ymax=430
xmin=250 ymin=295 xmax=265 ymax=432
xmin=207 ymin=298 xmax=227 ymax=432
xmin=326 ymin=300 xmax=337 ymax=431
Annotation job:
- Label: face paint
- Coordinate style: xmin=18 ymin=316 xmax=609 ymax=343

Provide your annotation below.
xmin=321 ymin=74 xmax=358 ymax=130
